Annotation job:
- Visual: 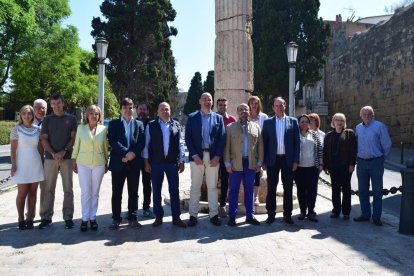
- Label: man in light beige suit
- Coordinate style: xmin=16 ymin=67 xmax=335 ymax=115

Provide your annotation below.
xmin=223 ymin=103 xmax=263 ymax=226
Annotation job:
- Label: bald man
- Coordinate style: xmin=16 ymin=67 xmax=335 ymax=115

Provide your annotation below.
xmin=143 ymin=102 xmax=187 ymax=228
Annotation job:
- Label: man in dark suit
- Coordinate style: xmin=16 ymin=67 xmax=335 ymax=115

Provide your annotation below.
xmin=108 ymin=98 xmax=145 ymax=230
xmin=185 ymin=92 xmax=225 ymax=226
xmin=262 ymin=97 xmax=300 ymax=225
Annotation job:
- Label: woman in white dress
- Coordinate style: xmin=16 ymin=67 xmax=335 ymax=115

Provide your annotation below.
xmin=10 ymin=105 xmax=45 ymax=230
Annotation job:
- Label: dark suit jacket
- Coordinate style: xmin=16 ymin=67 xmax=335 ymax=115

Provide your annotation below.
xmin=108 ymin=118 xmax=145 ymax=172
xmin=323 ymin=129 xmax=357 ymax=169
xmin=262 ymin=115 xmax=300 ymax=167
xmin=185 ymin=111 xmax=225 ymax=161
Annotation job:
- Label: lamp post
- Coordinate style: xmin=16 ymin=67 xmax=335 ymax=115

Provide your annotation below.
xmin=286 ymin=41 xmax=298 ymax=117
xmin=96 ymin=37 xmax=109 ymax=119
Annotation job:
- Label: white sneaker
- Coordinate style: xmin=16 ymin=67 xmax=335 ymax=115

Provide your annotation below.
xmin=254 ymin=197 xmax=260 ymax=206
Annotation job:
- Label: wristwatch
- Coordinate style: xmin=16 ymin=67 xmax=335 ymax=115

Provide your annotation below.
xmin=64 ymin=147 xmax=69 ymax=152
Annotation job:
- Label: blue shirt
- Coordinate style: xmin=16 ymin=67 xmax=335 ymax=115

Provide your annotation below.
xmin=275 ymin=115 xmax=286 ymax=154
xmin=143 ymin=118 xmax=185 ymax=162
xmin=121 ymin=117 xmax=133 ymax=149
xmin=201 ymin=111 xmax=211 ymax=149
xmin=355 ymin=119 xmax=392 ymax=159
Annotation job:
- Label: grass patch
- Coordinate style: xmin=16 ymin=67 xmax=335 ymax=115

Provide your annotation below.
xmin=0 ymin=121 xmax=16 ymax=145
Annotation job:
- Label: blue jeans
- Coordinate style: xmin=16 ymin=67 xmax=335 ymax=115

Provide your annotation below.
xmin=150 ymin=162 xmax=181 ymax=219
xmin=228 ymin=159 xmax=256 ymax=218
xmin=356 ymin=157 xmax=385 ymax=219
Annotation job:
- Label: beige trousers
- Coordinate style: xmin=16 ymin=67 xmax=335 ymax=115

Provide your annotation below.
xmin=189 ymin=152 xmax=219 ymax=218
xmin=39 ymin=159 xmax=74 ymax=221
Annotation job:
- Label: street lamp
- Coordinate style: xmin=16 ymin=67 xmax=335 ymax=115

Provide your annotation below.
xmin=286 ymin=41 xmax=298 ymax=117
xmin=96 ymin=37 xmax=109 ymax=120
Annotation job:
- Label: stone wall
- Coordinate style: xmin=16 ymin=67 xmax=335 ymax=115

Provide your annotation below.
xmin=325 ymin=6 xmax=414 ymax=147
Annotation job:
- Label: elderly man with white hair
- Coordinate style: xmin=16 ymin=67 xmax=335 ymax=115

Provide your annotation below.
xmin=354 ymin=106 xmax=391 ymax=227
xmin=33 ymin=99 xmax=47 ymax=126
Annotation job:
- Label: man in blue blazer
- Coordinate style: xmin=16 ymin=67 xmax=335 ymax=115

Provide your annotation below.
xmin=185 ymin=92 xmax=225 ymax=226
xmin=262 ymin=97 xmax=300 ymax=225
xmin=108 ymin=98 xmax=145 ymax=230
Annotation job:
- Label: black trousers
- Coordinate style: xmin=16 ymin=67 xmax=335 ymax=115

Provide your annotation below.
xmin=254 ymin=170 xmax=262 ymax=187
xmin=294 ymin=166 xmax=319 ymax=214
xmin=140 ymin=163 xmax=152 ymax=210
xmin=219 ymin=159 xmax=229 ymax=207
xmin=330 ymin=165 xmax=352 ymax=216
xmin=111 ymin=164 xmax=140 ymax=221
xmin=266 ymin=156 xmax=294 ymax=218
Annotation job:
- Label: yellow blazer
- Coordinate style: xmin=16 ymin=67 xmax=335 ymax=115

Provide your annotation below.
xmin=224 ymin=121 xmax=263 ymax=171
xmin=71 ymin=124 xmax=108 ymax=166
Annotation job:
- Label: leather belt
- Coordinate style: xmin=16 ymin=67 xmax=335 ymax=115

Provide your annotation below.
xmin=276 ymin=154 xmax=285 ymax=157
xmin=358 ymin=156 xmax=383 ymax=162
xmin=202 ymin=148 xmax=210 ymax=152
xmin=242 ymin=156 xmax=249 ymax=160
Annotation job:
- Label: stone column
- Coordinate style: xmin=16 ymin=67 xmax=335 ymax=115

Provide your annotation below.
xmin=214 ymin=0 xmax=253 ymax=116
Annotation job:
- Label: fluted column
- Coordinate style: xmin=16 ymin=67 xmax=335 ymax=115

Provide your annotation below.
xmin=214 ymin=0 xmax=253 ymax=116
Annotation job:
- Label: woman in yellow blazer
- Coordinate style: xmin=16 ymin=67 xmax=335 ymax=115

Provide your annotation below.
xmin=72 ymin=105 xmax=108 ymax=231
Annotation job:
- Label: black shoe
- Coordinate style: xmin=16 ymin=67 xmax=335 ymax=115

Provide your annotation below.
xmin=172 ymin=218 xmax=187 ymax=228
xmin=109 ymin=219 xmax=122 ymax=230
xmin=90 ymin=220 xmax=98 ymax=231
xmin=38 ymin=219 xmax=52 ymax=229
xmin=18 ymin=221 xmax=26 ymax=230
xmin=128 ymin=219 xmax=142 ymax=228
xmin=80 ymin=221 xmax=88 ymax=232
xmin=298 ymin=213 xmax=306 ymax=220
xmin=343 ymin=215 xmax=350 ymax=220
xmin=152 ymin=217 xmax=163 ymax=227
xmin=245 ymin=217 xmax=260 ymax=226
xmin=26 ymin=220 xmax=34 ymax=229
xmin=353 ymin=216 xmax=370 ymax=222
xmin=330 ymin=213 xmax=340 ymax=218
xmin=210 ymin=215 xmax=221 ymax=226
xmin=373 ymin=218 xmax=383 ymax=226
xmin=65 ymin=219 xmax=74 ymax=229
xmin=307 ymin=214 xmax=318 ymax=222
xmin=266 ymin=216 xmax=275 ymax=224
xmin=227 ymin=217 xmax=236 ymax=227
xmin=187 ymin=216 xmax=198 ymax=227
xmin=283 ymin=216 xmax=294 ymax=225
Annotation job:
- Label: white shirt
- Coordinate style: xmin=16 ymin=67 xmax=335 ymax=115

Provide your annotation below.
xmin=275 ymin=115 xmax=286 ymax=154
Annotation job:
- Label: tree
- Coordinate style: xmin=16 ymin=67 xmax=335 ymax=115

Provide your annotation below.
xmin=91 ymin=0 xmax=178 ymax=112
xmin=0 ymin=0 xmax=70 ymax=92
xmin=203 ymin=70 xmax=214 ymax=100
xmin=252 ymin=0 xmax=330 ymax=110
xmin=183 ymin=72 xmax=203 ymax=116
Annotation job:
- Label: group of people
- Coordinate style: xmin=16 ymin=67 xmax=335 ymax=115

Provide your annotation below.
xmin=10 ymin=91 xmax=392 ymax=231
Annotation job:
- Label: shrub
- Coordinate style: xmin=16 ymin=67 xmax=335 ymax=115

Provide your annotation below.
xmin=0 ymin=121 xmax=16 ymax=145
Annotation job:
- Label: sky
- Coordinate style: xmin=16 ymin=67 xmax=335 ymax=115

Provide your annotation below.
xmin=63 ymin=0 xmax=401 ymax=91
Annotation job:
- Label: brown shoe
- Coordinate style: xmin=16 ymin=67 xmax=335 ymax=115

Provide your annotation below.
xmin=152 ymin=217 xmax=163 ymax=227
xmin=172 ymin=218 xmax=187 ymax=228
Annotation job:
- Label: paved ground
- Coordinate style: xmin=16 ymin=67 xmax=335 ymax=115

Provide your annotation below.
xmin=1 ymin=155 xmax=414 ymax=275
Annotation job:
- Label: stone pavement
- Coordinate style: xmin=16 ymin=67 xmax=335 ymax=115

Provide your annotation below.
xmin=0 ymin=161 xmax=414 ymax=275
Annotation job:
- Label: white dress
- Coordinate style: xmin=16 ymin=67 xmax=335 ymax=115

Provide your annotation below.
xmin=11 ymin=125 xmax=45 ymax=184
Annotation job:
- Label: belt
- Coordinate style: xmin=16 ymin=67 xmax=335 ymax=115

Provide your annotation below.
xmin=202 ymin=148 xmax=210 ymax=152
xmin=242 ymin=156 xmax=249 ymax=160
xmin=358 ymin=156 xmax=383 ymax=161
xmin=276 ymin=154 xmax=285 ymax=157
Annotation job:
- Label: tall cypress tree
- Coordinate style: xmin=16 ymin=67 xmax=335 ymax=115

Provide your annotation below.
xmin=203 ymin=70 xmax=214 ymax=100
xmin=183 ymin=72 xmax=203 ymax=116
xmin=253 ymin=0 xmax=330 ymax=108
xmin=91 ymin=0 xmax=178 ymax=110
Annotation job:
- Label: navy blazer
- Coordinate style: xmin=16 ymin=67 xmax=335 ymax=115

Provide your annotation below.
xmin=262 ymin=115 xmax=300 ymax=167
xmin=185 ymin=111 xmax=225 ymax=161
xmin=108 ymin=118 xmax=145 ymax=172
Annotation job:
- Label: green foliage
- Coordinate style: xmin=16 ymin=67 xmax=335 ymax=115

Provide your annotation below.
xmin=253 ymin=0 xmax=330 ymax=109
xmin=0 ymin=121 xmax=15 ymax=145
xmin=91 ymin=0 xmax=178 ymax=112
xmin=203 ymin=70 xmax=214 ymax=100
xmin=183 ymin=72 xmax=203 ymax=116
xmin=0 ymin=0 xmax=70 ymax=91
